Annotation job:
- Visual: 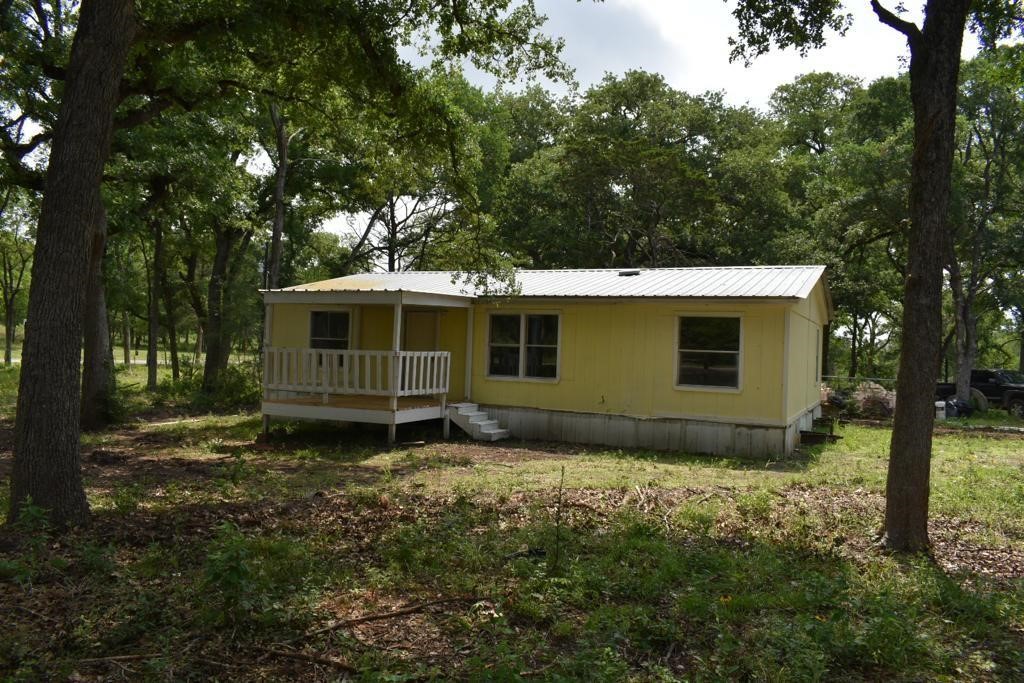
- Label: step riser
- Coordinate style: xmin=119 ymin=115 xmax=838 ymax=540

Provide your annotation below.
xmin=447 ymin=404 xmax=509 ymax=442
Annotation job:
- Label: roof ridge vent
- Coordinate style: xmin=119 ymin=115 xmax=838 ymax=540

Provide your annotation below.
xmin=618 ymin=268 xmax=641 ymax=277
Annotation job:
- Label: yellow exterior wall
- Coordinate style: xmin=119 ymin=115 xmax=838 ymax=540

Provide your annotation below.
xmin=784 ymin=282 xmax=829 ymax=421
xmin=267 ymin=302 xmax=466 ymax=398
xmin=469 ymin=300 xmax=789 ymax=425
xmin=267 ymin=281 xmax=831 ymax=425
xmin=269 ymin=303 xmax=349 ymax=348
xmin=359 ymin=305 xmax=393 ymax=351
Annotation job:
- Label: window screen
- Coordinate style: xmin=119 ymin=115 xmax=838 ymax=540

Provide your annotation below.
xmin=488 ymin=313 xmax=559 ymax=379
xmin=488 ymin=314 xmax=521 ymax=376
xmin=310 ymin=311 xmax=349 ymax=350
xmin=677 ymin=317 xmax=740 ymax=388
xmin=525 ymin=314 xmax=559 ymax=378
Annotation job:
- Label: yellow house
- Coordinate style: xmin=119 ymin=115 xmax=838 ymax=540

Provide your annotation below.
xmin=260 ymin=266 xmax=832 ymax=456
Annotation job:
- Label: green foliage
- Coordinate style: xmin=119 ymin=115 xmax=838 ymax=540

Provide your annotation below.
xmin=110 ymin=483 xmax=144 ymax=515
xmin=151 ymin=359 xmax=261 ymax=413
xmin=200 ymin=522 xmax=317 ymax=627
xmin=0 ymin=497 xmax=53 ymax=586
xmin=0 ymin=413 xmax=1021 ymax=678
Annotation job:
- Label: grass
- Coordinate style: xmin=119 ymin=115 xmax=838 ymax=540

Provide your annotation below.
xmin=0 ymin=371 xmax=1023 ymax=680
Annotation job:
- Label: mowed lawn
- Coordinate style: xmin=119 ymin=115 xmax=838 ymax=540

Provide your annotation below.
xmin=0 ymin=368 xmax=1022 ymax=680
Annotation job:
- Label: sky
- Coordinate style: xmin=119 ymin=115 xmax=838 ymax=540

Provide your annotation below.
xmin=494 ymin=0 xmax=981 ymax=109
xmin=327 ymin=1 xmax=981 ymax=242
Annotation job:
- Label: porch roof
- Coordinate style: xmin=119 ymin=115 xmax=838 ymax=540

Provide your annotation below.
xmin=263 ymin=266 xmax=827 ymax=302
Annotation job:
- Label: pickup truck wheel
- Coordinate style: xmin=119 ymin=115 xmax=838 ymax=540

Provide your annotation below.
xmin=1010 ymin=399 xmax=1024 ymax=420
xmin=970 ymin=388 xmax=989 ymax=412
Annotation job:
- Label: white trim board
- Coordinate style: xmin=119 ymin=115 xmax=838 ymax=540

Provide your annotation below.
xmin=261 ymin=401 xmax=443 ymax=425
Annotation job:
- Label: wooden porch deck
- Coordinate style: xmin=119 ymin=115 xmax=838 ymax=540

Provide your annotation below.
xmin=261 ymin=392 xmax=447 ymax=431
xmin=261 ymin=347 xmax=453 ymax=442
xmin=264 ymin=394 xmax=440 ymax=411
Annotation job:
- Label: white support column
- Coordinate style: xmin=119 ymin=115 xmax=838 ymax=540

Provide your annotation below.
xmin=388 ymin=295 xmax=403 ymax=444
xmin=464 ymin=306 xmax=474 ymax=401
xmin=441 ymin=393 xmax=450 ymax=439
xmin=262 ymin=303 xmax=273 ymax=436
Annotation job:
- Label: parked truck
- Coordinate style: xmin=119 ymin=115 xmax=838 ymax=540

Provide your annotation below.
xmin=936 ymin=369 xmax=1024 ymax=417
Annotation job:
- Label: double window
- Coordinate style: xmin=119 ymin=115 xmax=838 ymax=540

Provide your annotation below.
xmin=310 ymin=311 xmax=350 ymax=350
xmin=488 ymin=313 xmax=559 ymax=379
xmin=677 ymin=316 xmax=740 ymax=389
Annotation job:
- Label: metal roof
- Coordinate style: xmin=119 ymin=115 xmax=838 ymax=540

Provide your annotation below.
xmin=273 ymin=266 xmax=827 ymax=300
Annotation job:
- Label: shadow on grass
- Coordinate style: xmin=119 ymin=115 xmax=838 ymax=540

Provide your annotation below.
xmin=3 ymin=489 xmax=1021 ymax=681
xmin=487 ymin=435 xmax=827 ymax=473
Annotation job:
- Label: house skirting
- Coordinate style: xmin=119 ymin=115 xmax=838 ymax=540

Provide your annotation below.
xmin=480 ymin=405 xmax=820 ymax=457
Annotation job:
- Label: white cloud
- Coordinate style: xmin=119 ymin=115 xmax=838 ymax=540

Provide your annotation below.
xmin=536 ymin=0 xmax=980 ymax=107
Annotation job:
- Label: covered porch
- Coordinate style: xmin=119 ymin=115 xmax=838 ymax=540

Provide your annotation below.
xmin=260 ymin=286 xmax=474 ymax=442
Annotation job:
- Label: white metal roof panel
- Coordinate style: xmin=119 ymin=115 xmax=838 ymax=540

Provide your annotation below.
xmin=273 ymin=265 xmax=826 ymax=300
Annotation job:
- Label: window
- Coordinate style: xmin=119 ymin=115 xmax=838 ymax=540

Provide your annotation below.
xmin=677 ymin=316 xmax=740 ymax=388
xmin=489 ymin=315 xmax=521 ymax=376
xmin=488 ymin=313 xmax=559 ymax=379
xmin=310 ymin=311 xmax=349 ymax=349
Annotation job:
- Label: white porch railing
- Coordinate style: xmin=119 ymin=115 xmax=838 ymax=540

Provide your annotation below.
xmin=263 ymin=347 xmax=450 ymax=397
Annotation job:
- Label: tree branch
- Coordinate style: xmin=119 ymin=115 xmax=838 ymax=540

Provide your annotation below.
xmin=870 ymin=0 xmax=922 ymax=43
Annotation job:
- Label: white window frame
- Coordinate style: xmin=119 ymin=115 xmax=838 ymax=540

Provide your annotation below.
xmin=486 ymin=311 xmax=561 ymax=383
xmin=309 ymin=309 xmax=352 ymax=350
xmin=674 ymin=312 xmax=743 ymax=393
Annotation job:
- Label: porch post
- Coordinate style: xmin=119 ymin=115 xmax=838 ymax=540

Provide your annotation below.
xmin=464 ymin=306 xmax=474 ymax=401
xmin=441 ymin=393 xmax=450 ymax=439
xmin=388 ymin=295 xmax=402 ymax=443
xmin=262 ymin=302 xmax=273 ymax=436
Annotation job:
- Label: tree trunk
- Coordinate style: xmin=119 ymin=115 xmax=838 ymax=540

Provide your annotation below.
xmin=1013 ymin=310 xmax=1024 ymax=373
xmin=147 ymin=216 xmax=164 ymax=390
xmin=162 ymin=281 xmax=180 ymax=381
xmin=848 ymin=314 xmax=859 ymax=378
xmin=122 ymin=310 xmax=131 ymax=367
xmin=268 ymin=102 xmax=289 ymax=289
xmin=9 ymin=0 xmax=136 ymax=528
xmin=1019 ymin=318 xmax=1024 ymax=373
xmin=194 ymin=324 xmax=203 ymax=367
xmin=882 ymin=0 xmax=970 ymax=553
xmin=202 ymin=229 xmax=234 ymax=392
xmin=949 ymin=259 xmax=976 ymax=403
xmin=81 ymin=204 xmax=117 ymax=431
xmin=4 ymin=309 xmax=13 ymax=366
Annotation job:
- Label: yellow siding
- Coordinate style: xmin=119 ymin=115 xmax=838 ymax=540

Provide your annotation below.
xmin=359 ymin=305 xmax=393 ymax=350
xmin=267 ymin=303 xmax=466 ymax=399
xmin=269 ymin=303 xmax=349 ymax=347
xmin=469 ymin=300 xmax=789 ymax=425
xmin=784 ymin=281 xmax=829 ymax=420
xmin=268 ymin=280 xmax=832 ymax=425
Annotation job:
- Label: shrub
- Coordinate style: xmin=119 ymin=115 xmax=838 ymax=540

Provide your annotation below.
xmin=155 ymin=358 xmax=262 ymax=413
xmin=200 ymin=522 xmax=316 ymax=628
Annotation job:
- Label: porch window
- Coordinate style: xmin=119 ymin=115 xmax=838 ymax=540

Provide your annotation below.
xmin=488 ymin=313 xmax=560 ymax=379
xmin=677 ymin=316 xmax=740 ymax=388
xmin=310 ymin=311 xmax=350 ymax=350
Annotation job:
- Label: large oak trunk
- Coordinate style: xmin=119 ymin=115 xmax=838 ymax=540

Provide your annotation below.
xmin=81 ymin=205 xmax=116 ymax=431
xmin=949 ymin=259 xmax=977 ymax=403
xmin=883 ymin=0 xmax=970 ymax=552
xmin=162 ymin=280 xmax=180 ymax=381
xmin=147 ymin=217 xmax=164 ymax=390
xmin=268 ymin=103 xmax=289 ymax=290
xmin=9 ymin=0 xmax=136 ymax=527
xmin=202 ymin=228 xmax=234 ymax=392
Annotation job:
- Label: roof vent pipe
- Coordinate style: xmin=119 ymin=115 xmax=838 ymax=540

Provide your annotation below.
xmin=618 ymin=269 xmax=641 ymax=277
